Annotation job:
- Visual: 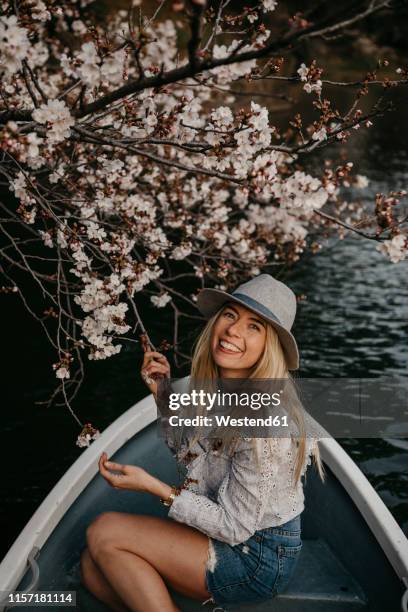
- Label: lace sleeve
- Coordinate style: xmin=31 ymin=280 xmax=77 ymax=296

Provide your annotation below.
xmin=168 ymin=437 xmax=293 ymax=546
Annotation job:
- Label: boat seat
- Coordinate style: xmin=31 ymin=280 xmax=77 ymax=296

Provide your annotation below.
xmin=75 ymin=538 xmax=368 ymax=611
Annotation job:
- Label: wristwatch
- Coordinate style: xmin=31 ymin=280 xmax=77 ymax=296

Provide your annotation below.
xmin=160 ymin=485 xmax=178 ymax=507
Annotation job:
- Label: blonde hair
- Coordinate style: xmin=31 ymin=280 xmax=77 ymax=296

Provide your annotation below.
xmin=186 ymin=307 xmax=325 ymax=485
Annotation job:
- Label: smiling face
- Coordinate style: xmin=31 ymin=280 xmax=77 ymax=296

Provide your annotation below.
xmin=211 ymin=302 xmax=267 ymax=378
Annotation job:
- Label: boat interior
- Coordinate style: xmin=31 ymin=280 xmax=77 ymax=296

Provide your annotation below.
xmin=12 ymin=421 xmax=403 ymax=611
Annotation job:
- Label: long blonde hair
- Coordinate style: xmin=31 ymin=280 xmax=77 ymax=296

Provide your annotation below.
xmin=187 ymin=308 xmax=325 ymax=485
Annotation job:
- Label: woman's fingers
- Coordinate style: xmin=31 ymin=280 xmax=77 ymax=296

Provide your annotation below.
xmin=141 ymin=351 xmax=170 ymax=394
xmin=144 ymin=350 xmax=168 ymax=361
xmin=99 ymin=454 xmax=111 ymax=475
xmin=143 ymin=362 xmax=169 ymax=376
xmin=141 ymin=354 xmax=170 ymax=390
xmin=99 ymin=454 xmax=125 ymax=473
xmin=98 ymin=456 xmax=148 ymax=493
xmin=142 ymin=351 xmax=169 ymax=367
xmin=105 ymin=460 xmax=126 ymax=472
xmin=99 ymin=454 xmax=128 ymax=487
xmin=99 ymin=458 xmax=114 ymax=484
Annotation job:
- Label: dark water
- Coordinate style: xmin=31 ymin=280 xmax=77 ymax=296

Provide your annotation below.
xmin=1 ymin=91 xmax=407 ymax=559
xmin=290 ymin=237 xmax=408 ymax=534
xmin=288 ymin=89 xmax=408 ymax=534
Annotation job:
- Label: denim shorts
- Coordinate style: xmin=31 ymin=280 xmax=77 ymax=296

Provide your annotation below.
xmin=204 ymin=514 xmax=302 ymax=607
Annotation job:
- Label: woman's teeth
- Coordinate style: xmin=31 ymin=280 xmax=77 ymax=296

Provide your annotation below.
xmin=219 ymin=339 xmax=242 ymax=353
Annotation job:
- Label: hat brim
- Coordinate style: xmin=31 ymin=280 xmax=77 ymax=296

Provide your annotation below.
xmin=196 ymin=288 xmax=299 ymax=371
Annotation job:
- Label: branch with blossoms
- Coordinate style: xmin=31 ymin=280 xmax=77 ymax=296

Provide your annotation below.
xmin=0 ymin=0 xmax=407 ymax=445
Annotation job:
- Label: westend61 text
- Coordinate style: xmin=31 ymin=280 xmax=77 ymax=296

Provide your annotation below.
xmin=168 ymin=390 xmax=282 ymax=411
xmin=168 ymin=415 xmax=289 ymax=427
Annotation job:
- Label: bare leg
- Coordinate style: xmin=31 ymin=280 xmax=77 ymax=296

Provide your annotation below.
xmin=92 ymin=548 xmax=180 ymax=612
xmin=80 ymin=547 xmax=130 ymax=612
xmin=86 ymin=512 xmax=213 ymax=612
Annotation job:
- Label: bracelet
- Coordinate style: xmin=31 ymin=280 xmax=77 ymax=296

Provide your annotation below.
xmin=160 ymin=485 xmax=178 ymax=507
xmin=159 ymin=478 xmax=199 ymax=507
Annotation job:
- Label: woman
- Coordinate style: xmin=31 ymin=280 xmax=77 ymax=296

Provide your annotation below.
xmin=80 ymin=274 xmax=324 ymax=612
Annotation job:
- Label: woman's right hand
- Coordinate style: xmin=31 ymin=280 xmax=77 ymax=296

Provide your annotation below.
xmin=140 ymin=351 xmax=171 ymax=398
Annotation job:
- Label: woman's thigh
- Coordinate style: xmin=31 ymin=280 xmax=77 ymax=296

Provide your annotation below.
xmin=86 ymin=512 xmax=212 ymax=600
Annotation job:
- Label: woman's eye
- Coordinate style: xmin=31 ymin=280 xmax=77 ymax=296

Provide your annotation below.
xmin=224 ymin=311 xmax=235 ymax=319
xmin=249 ymin=323 xmax=261 ymax=331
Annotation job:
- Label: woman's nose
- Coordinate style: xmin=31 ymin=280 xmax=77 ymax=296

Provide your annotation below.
xmin=226 ymin=320 xmax=242 ymax=336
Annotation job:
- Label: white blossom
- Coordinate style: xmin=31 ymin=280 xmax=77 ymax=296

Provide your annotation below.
xmin=49 ymin=163 xmax=66 ymax=184
xmin=304 ymin=80 xmax=322 ymax=94
xmin=377 ymin=234 xmax=407 ymax=263
xmin=355 ymin=174 xmax=369 ymax=189
xmin=171 ymin=243 xmax=193 ymax=260
xmin=76 ymin=424 xmax=100 ymax=448
xmin=262 ymin=0 xmax=278 ymax=11
xmin=210 ymin=41 xmax=257 ymax=84
xmin=249 ymin=102 xmax=270 ymax=132
xmin=76 ymin=433 xmax=92 ymax=447
xmin=270 ymin=170 xmax=329 ymax=212
xmin=297 ymin=63 xmax=322 ymax=94
xmin=1 ymin=3 xmax=400 ymax=396
xmin=11 ymin=172 xmax=30 ymax=202
xmin=312 ymin=127 xmax=327 ymax=142
xmin=60 ymin=52 xmax=76 ymax=78
xmin=55 ymin=366 xmax=70 ymax=379
xmin=85 ymin=221 xmax=107 ymax=241
xmin=39 ymin=230 xmax=54 ymax=248
xmin=101 ymin=49 xmax=126 ymax=85
xmin=30 ymin=1 xmax=51 ymax=21
xmin=70 ymin=242 xmax=92 ymax=275
xmin=76 ymin=41 xmax=101 ymax=87
xmin=151 ymin=292 xmax=172 ymax=308
xmin=32 ymin=99 xmax=75 ymax=144
xmin=72 ymin=20 xmax=88 ymax=35
xmin=26 ymin=132 xmax=43 ymax=156
xmin=297 ymin=63 xmax=309 ymax=81
xmin=0 ymin=16 xmax=30 ymax=77
xmin=180 ymin=98 xmax=205 ymax=128
xmin=27 ymin=41 xmax=49 ymax=69
xmin=25 ymin=208 xmax=37 ymax=224
xmin=211 ymin=106 xmax=234 ymax=127
xmin=56 ymin=225 xmax=68 ymax=249
xmin=80 ymin=301 xmax=131 ymax=360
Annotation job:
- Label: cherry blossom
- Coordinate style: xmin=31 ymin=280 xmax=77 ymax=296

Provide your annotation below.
xmin=151 ymin=293 xmax=172 ymax=308
xmin=55 ymin=366 xmax=70 ymax=380
xmin=377 ymin=235 xmax=407 ymax=263
xmin=0 ymin=1 xmax=405 ymax=434
xmin=355 ymin=175 xmax=369 ymax=189
xmin=0 ymin=15 xmax=30 ymax=77
xmin=30 ymin=1 xmax=51 ymax=22
xmin=297 ymin=62 xmax=323 ymax=94
xmin=32 ymin=99 xmax=75 ymax=143
xmin=262 ymin=0 xmax=278 ymax=10
xmin=76 ymin=42 xmax=101 ymax=88
xmin=312 ymin=127 xmax=327 ymax=142
xmin=76 ymin=423 xmax=101 ymax=448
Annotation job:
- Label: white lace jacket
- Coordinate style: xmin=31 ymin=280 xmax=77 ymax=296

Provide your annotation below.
xmin=161 ymin=400 xmax=325 ymax=546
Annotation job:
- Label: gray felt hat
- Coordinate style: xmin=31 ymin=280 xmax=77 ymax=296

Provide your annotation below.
xmin=196 ymin=274 xmax=299 ymax=370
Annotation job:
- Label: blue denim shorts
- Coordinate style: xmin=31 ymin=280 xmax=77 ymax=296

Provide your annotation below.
xmin=204 ymin=514 xmax=302 ymax=607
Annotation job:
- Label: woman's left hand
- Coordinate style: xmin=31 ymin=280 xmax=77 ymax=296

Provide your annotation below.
xmin=98 ymin=452 xmax=151 ymax=492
